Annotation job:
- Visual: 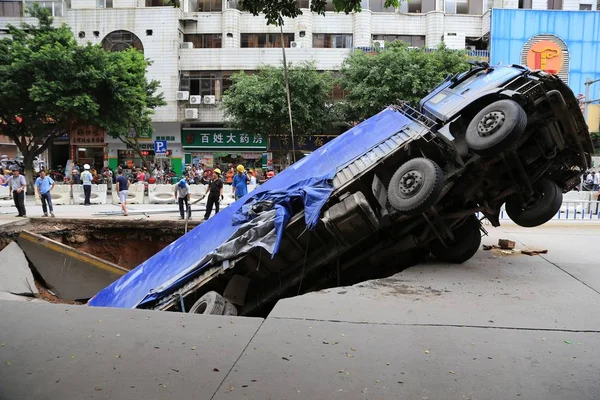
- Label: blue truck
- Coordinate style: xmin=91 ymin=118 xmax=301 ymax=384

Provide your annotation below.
xmin=89 ymin=62 xmax=593 ymax=316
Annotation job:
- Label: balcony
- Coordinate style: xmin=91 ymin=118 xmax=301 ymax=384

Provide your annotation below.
xmin=178 ymin=48 xmax=351 ymax=71
xmin=352 ymin=46 xmax=489 ymax=61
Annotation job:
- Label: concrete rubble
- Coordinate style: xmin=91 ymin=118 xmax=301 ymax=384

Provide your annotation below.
xmin=0 ymin=241 xmax=38 ymax=296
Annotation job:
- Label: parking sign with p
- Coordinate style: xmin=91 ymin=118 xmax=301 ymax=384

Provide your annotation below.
xmin=154 ymin=140 xmax=167 ymax=154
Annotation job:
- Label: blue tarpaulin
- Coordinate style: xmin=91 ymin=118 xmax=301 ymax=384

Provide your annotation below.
xmin=88 ymin=107 xmax=413 ymax=309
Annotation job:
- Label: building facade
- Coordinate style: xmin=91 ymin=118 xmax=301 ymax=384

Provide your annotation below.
xmin=1 ymin=0 xmax=597 ymax=169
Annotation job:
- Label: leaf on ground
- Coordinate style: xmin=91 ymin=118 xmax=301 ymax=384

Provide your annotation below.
xmin=282 ymin=357 xmax=290 ymax=361
xmin=213 ymin=367 xmax=220 ymax=371
xmin=115 ymin=354 xmax=121 ymax=359
xmin=71 ymin=355 xmax=76 ymax=359
xmin=351 ymin=348 xmax=356 ymax=352
xmin=191 ymin=346 xmax=196 ymax=350
xmin=0 ymin=343 xmax=6 ymax=347
xmin=449 ymin=370 xmax=455 ymax=374
xmin=5 ymin=361 xmax=11 ymax=366
xmin=425 ymin=350 xmax=430 ymax=354
xmin=564 ymin=340 xmax=572 ymax=344
xmin=346 ymin=353 xmax=354 ymax=358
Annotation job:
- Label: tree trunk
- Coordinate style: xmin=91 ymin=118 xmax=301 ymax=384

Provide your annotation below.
xmin=23 ymin=152 xmax=35 ymax=194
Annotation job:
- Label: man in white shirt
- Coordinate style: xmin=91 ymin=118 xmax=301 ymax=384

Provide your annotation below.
xmin=594 ymin=170 xmax=600 ymax=191
xmin=7 ymin=168 xmax=27 ymax=217
xmin=80 ymin=164 xmax=93 ymax=206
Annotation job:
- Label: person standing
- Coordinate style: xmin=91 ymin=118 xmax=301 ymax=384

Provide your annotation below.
xmin=174 ymin=179 xmax=191 ymax=220
xmin=594 ymin=170 xmax=600 ymax=191
xmin=8 ymin=167 xmax=27 ymax=217
xmin=34 ymin=170 xmax=55 ymax=217
xmin=115 ymin=169 xmax=129 ymax=216
xmin=225 ymin=164 xmax=235 ymax=185
xmin=81 ymin=164 xmax=93 ymax=205
xmin=204 ymin=168 xmax=224 ymax=220
xmin=232 ymin=164 xmax=250 ymax=201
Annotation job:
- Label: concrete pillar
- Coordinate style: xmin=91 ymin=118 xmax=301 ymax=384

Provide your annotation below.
xmin=295 ymin=9 xmax=313 ymax=48
xmin=222 ymin=8 xmax=241 ymax=48
xmin=425 ymin=11 xmax=444 ymax=48
xmin=352 ymin=9 xmax=372 ymax=48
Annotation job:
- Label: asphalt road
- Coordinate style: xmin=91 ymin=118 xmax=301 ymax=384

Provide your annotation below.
xmin=1 ymin=224 xmax=599 ymax=399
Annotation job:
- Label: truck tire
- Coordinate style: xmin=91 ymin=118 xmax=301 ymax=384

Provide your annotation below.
xmin=388 ymin=158 xmax=445 ymax=215
xmin=430 ymin=215 xmax=481 ymax=263
xmin=222 ymin=301 xmax=238 ymax=316
xmin=189 ymin=291 xmax=226 ymax=315
xmin=465 ymin=99 xmax=527 ymax=155
xmin=504 ymin=178 xmax=562 ymax=227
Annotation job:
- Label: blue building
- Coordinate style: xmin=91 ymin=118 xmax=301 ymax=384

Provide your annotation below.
xmin=490 ymin=9 xmax=600 ymax=103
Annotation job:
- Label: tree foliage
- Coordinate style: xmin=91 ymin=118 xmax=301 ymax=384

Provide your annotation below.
xmin=239 ymin=0 xmax=399 ymax=25
xmin=0 ymin=5 xmax=164 ymax=186
xmin=337 ymin=42 xmax=469 ymax=122
xmin=223 ymin=62 xmax=335 ymax=142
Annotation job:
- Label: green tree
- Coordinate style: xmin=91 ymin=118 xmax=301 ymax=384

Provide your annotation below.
xmin=223 ymin=63 xmax=335 ymax=164
xmin=239 ymin=0 xmax=400 ymax=25
xmin=0 ymin=5 xmax=164 ymax=189
xmin=338 ymin=42 xmax=469 ymax=122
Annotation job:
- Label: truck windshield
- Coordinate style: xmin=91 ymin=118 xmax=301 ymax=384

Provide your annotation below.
xmin=451 ymin=69 xmax=489 ymax=91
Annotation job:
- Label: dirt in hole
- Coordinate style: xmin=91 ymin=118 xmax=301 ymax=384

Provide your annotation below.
xmin=0 ymin=218 xmax=196 ymax=270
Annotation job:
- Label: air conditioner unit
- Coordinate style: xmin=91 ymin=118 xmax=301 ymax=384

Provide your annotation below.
xmin=290 ymin=41 xmax=301 ymax=48
xmin=203 ymin=95 xmax=216 ymax=105
xmin=189 ymin=95 xmax=202 ymax=104
xmin=184 ymin=108 xmax=199 ymax=119
xmin=372 ymin=40 xmax=385 ymax=49
xmin=176 ymin=91 xmax=190 ymax=101
xmin=181 ymin=42 xmax=194 ymax=49
xmin=465 ymin=45 xmax=476 ymax=51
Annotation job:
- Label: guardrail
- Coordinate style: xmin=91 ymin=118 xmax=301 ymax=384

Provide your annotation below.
xmin=352 ymin=47 xmax=489 ymax=59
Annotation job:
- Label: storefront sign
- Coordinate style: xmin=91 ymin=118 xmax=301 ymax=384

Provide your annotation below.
xmin=128 ymin=128 xmax=152 ymax=141
xmin=191 ymin=152 xmax=214 ymax=168
xmin=156 ymin=135 xmax=176 ymax=142
xmin=182 ymin=129 xmax=266 ymax=149
xmin=71 ymin=126 xmax=105 ymax=145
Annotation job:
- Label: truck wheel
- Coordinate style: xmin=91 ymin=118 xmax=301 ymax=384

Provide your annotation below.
xmin=189 ymin=291 xmax=226 ymax=315
xmin=222 ymin=301 xmax=238 ymax=316
xmin=465 ymin=99 xmax=527 ymax=155
xmin=505 ymin=178 xmax=562 ymax=227
xmin=430 ymin=215 xmax=481 ymax=263
xmin=388 ymin=158 xmax=445 ymax=215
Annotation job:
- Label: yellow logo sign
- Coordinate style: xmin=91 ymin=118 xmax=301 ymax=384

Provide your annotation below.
xmin=526 ymin=40 xmax=563 ymax=74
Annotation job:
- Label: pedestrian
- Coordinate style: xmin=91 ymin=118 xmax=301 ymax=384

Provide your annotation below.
xmin=232 ymin=164 xmax=250 ymax=201
xmin=81 ymin=164 xmax=93 ymax=205
xmin=0 ymin=168 xmax=5 ymax=186
xmin=115 ymin=169 xmax=129 ymax=216
xmin=7 ymin=167 xmax=27 ymax=217
xmin=225 ymin=164 xmax=235 ymax=185
xmin=248 ymin=169 xmax=257 ymax=185
xmin=71 ymin=169 xmax=81 ymax=184
xmin=34 ymin=170 xmax=55 ymax=217
xmin=174 ymin=178 xmax=191 ymax=220
xmin=594 ymin=170 xmax=600 ymax=191
xmin=204 ymin=168 xmax=224 ymax=220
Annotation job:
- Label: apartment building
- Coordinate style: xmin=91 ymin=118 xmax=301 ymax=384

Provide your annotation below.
xmin=0 ymin=0 xmax=596 ymax=170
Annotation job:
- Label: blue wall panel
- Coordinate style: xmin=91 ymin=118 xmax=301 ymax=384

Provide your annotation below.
xmin=490 ymin=9 xmax=600 ymax=100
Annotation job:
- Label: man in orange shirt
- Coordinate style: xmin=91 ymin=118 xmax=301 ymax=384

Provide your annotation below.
xmin=225 ymin=164 xmax=235 ymax=184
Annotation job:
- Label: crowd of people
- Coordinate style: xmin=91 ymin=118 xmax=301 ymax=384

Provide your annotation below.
xmin=0 ymin=161 xmax=276 ymax=220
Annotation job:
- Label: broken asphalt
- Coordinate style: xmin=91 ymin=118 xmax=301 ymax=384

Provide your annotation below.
xmin=1 ymin=223 xmax=599 ymax=399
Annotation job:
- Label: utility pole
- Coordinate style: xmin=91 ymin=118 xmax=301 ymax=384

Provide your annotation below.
xmin=279 ymin=15 xmax=297 ymax=165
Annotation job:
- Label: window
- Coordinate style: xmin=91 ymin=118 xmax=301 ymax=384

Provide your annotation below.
xmin=445 ymin=0 xmax=480 ymax=13
xmin=404 ymin=0 xmax=436 ymax=12
xmin=518 ymin=0 xmax=532 ymax=8
xmin=579 ymin=3 xmax=592 ymax=9
xmin=372 ymin=34 xmax=425 ymax=47
xmin=547 ymin=0 xmax=562 ymax=8
xmin=183 ymin=34 xmax=222 ymax=48
xmin=369 ymin=0 xmax=396 ymax=12
xmin=197 ymin=0 xmax=222 ymax=11
xmin=296 ymin=0 xmax=309 ymax=8
xmin=0 ymin=1 xmax=23 ymax=16
xmin=180 ymin=72 xmax=237 ymax=99
xmin=241 ymin=33 xmax=294 ymax=48
xmin=102 ymin=30 xmax=144 ymax=53
xmin=313 ymin=34 xmax=353 ymax=48
xmin=324 ymin=0 xmax=335 ymax=10
xmin=331 ymin=84 xmax=348 ymax=100
xmin=23 ymin=1 xmax=63 ymax=16
xmin=226 ymin=0 xmax=244 ymax=9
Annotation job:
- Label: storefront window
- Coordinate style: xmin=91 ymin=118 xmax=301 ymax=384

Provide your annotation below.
xmin=313 ymin=34 xmax=353 ymax=48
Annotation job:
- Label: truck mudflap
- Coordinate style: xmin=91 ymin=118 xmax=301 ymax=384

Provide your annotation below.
xmin=88 ymin=107 xmax=416 ymax=309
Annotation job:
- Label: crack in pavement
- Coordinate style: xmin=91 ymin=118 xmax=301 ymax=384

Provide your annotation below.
xmin=210 ymin=318 xmax=266 ymax=400
xmin=269 ymin=316 xmax=600 ymax=333
xmin=510 ymin=236 xmax=600 ymax=297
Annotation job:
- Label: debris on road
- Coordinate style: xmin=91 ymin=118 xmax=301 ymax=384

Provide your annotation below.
xmin=498 ymin=239 xmax=516 ymax=250
xmin=521 ymin=249 xmax=549 ymax=256
xmin=0 ymin=241 xmax=38 ymax=296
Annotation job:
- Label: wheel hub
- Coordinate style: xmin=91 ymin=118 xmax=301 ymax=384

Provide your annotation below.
xmin=399 ymin=170 xmax=424 ymax=196
xmin=477 ymin=110 xmax=505 ymax=137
